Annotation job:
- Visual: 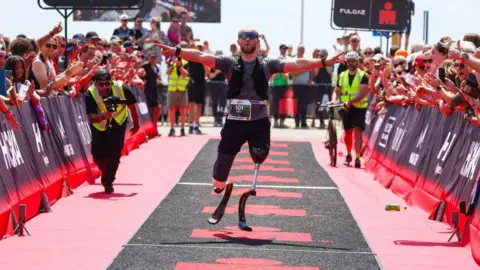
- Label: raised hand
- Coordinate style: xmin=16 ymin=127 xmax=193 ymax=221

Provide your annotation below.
xmin=66 ymin=61 xmax=84 ymax=78
xmin=324 ymin=52 xmax=344 ymax=66
xmin=51 ymin=23 xmax=63 ymax=35
xmin=154 ymin=43 xmax=176 ymax=57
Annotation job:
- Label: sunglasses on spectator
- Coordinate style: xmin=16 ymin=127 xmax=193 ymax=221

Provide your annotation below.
xmin=238 ymin=32 xmax=258 ymax=40
xmin=364 ymin=51 xmax=373 ymax=55
xmin=454 ymin=63 xmax=465 ymax=69
xmin=423 ymin=59 xmax=433 ymax=63
xmin=97 ymin=81 xmax=111 ymax=87
xmin=46 ymin=43 xmax=58 ymax=50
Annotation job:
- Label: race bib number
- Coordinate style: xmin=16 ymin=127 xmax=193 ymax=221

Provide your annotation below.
xmin=227 ymin=99 xmax=252 ymax=121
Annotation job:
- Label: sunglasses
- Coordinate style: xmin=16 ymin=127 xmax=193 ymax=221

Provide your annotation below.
xmin=423 ymin=59 xmax=433 ymax=63
xmin=238 ymin=32 xmax=258 ymax=40
xmin=46 ymin=43 xmax=58 ymax=50
xmin=454 ymin=63 xmax=466 ymax=69
xmin=97 ymin=81 xmax=111 ymax=87
xmin=364 ymin=51 xmax=373 ymax=55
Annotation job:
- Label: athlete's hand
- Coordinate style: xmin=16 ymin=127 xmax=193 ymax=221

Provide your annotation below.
xmin=324 ymin=52 xmax=344 ymax=66
xmin=154 ymin=43 xmax=176 ymax=57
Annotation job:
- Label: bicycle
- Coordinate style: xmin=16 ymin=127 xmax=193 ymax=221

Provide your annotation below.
xmin=318 ymin=102 xmax=344 ymax=167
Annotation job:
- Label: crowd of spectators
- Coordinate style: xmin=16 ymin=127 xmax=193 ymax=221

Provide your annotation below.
xmin=0 ymin=11 xmax=479 ymax=137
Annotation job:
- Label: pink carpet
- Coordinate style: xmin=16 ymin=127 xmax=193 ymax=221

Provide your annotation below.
xmin=310 ymin=139 xmax=478 ymax=270
xmin=0 ymin=136 xmax=210 ymax=270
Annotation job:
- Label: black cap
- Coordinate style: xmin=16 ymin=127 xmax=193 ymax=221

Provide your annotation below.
xmin=86 ymin=31 xmax=100 ymax=39
xmin=73 ymin=33 xmax=85 ymax=41
xmin=123 ymin=40 xmax=137 ymax=49
xmin=279 ymin=44 xmax=287 ymax=50
xmin=93 ymin=70 xmax=111 ymax=81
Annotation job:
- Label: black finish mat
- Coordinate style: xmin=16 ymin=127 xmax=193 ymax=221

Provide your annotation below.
xmin=108 ymin=140 xmax=380 ymax=270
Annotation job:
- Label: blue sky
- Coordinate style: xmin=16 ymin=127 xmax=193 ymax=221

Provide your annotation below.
xmin=1 ymin=0 xmax=478 ymax=57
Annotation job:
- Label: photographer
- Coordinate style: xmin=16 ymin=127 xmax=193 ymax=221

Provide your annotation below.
xmin=85 ymin=70 xmax=140 ymax=194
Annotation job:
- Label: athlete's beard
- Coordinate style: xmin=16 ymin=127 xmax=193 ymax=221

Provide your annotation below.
xmin=240 ymin=44 xmax=256 ymax=54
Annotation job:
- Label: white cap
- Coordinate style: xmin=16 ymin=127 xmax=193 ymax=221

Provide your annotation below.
xmin=120 ymin=14 xmax=129 ymax=21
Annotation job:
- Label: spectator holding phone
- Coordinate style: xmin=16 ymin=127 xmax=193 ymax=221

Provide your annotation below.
xmin=4 ymin=56 xmax=39 ymax=106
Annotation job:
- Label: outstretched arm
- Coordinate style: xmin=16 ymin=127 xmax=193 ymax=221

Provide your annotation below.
xmin=284 ymin=52 xmax=343 ymax=73
xmin=155 ymin=44 xmax=216 ymax=68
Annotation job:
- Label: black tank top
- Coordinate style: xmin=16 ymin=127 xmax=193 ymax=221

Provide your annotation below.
xmin=315 ymin=67 xmax=331 ymax=84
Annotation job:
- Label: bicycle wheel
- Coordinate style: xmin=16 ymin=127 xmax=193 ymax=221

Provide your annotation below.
xmin=328 ymin=119 xmax=337 ymax=167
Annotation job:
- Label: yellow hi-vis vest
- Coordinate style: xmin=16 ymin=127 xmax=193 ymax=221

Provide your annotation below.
xmin=338 ymin=69 xmax=368 ymax=109
xmin=88 ymin=81 xmax=128 ymax=131
xmin=168 ymin=60 xmax=190 ymax=92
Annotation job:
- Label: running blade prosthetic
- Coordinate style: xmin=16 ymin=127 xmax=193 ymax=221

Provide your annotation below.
xmin=238 ymin=163 xmax=260 ymax=231
xmin=207 ymin=182 xmax=234 ymax=225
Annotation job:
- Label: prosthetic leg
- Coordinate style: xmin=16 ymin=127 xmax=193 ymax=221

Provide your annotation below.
xmin=238 ymin=147 xmax=268 ymax=231
xmin=207 ymin=153 xmax=235 ymax=225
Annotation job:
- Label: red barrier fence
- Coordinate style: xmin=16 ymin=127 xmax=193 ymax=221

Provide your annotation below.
xmin=0 ymin=85 xmax=155 ymax=239
xmin=362 ymin=97 xmax=480 ymax=265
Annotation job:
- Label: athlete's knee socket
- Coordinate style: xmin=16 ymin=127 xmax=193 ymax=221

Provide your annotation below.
xmin=212 ymin=152 xmax=235 ymax=182
xmin=249 ymin=147 xmax=269 ymax=164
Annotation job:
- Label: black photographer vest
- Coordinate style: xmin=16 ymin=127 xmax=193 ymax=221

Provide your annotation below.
xmin=227 ymin=55 xmax=269 ymax=100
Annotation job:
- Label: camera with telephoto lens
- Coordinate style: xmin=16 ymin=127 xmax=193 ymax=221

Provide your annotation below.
xmin=103 ymin=96 xmax=124 ymax=113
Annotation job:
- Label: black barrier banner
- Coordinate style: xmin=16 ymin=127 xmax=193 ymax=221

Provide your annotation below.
xmin=40 ymin=98 xmax=71 ymax=178
xmin=366 ymin=104 xmax=480 ymax=217
xmin=0 ymin=106 xmax=43 ymax=208
xmin=364 ymin=95 xmax=378 ymax=139
xmin=130 ymin=86 xmax=153 ymax=135
xmin=395 ymin=107 xmax=434 ymax=182
xmin=365 ymin=112 xmax=385 ymax=155
xmin=443 ymin=117 xmax=480 ymax=207
xmin=68 ymin=97 xmax=94 ymax=173
xmin=45 ymin=97 xmax=78 ymax=174
xmin=50 ymin=97 xmax=90 ymax=174
xmin=373 ymin=105 xmax=399 ymax=164
xmin=416 ymin=109 xmax=457 ymax=200
xmin=16 ymin=101 xmax=63 ymax=194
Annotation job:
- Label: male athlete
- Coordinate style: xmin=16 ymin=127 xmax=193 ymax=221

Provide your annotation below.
xmin=155 ymin=28 xmax=342 ymax=191
xmin=329 ymin=51 xmax=369 ymax=168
